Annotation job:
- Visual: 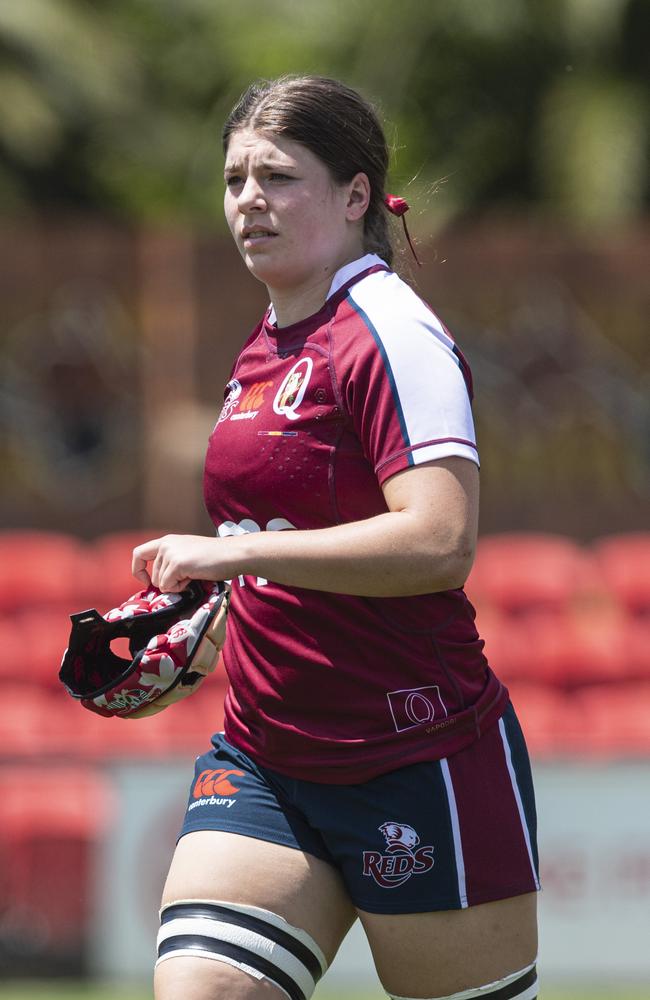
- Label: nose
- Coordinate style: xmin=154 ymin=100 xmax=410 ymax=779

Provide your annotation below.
xmin=237 ymin=176 xmax=266 ymax=213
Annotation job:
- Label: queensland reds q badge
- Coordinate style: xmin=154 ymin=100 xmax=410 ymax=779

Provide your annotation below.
xmin=273 ymin=357 xmax=313 ymax=421
xmin=362 ymin=822 xmax=434 ymax=888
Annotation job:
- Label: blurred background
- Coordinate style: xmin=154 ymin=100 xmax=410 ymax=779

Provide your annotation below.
xmin=0 ymin=1 xmax=649 ymax=997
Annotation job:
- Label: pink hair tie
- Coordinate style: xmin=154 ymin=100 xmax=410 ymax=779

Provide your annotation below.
xmin=384 ymin=193 xmax=421 ymax=266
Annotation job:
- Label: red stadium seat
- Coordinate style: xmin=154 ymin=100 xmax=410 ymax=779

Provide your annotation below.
xmin=475 ymin=607 xmax=532 ymax=684
xmin=0 ymin=682 xmax=169 ymax=759
xmin=561 ymin=607 xmax=649 ymax=686
xmin=478 ymin=603 xmax=640 ymax=690
xmin=46 ymin=684 xmax=173 ymax=758
xmin=625 ymin=616 xmax=650 ymax=677
xmin=0 ymin=531 xmax=93 ymax=614
xmin=0 ymin=764 xmax=113 ymax=972
xmin=466 ymin=533 xmax=597 ymax=617
xmin=10 ymin=659 xmax=226 ymax=760
xmin=11 ymin=608 xmax=73 ymax=689
xmin=506 ymin=683 xmax=572 ymax=757
xmin=0 ymin=685 xmax=53 ymax=755
xmin=571 ymin=684 xmax=650 ymax=757
xmin=520 ymin=608 xmax=632 ymax=689
xmin=0 ymin=615 xmax=24 ymax=684
xmin=591 ymin=533 xmax=650 ymax=617
xmin=41 ymin=687 xmax=120 ymax=757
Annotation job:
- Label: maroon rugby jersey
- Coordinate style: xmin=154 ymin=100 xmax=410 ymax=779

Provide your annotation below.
xmin=203 ymin=255 xmax=507 ymax=782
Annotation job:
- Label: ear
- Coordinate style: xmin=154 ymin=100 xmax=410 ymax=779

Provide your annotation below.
xmin=345 ymin=172 xmax=371 ymax=222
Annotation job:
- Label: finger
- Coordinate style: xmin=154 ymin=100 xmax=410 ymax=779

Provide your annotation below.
xmin=153 ymin=554 xmax=189 ymax=593
xmin=150 ymin=552 xmax=166 ymax=590
xmin=132 ymin=539 xmax=162 ymax=583
xmin=164 ymin=580 xmax=192 ymax=594
xmin=159 ymin=564 xmax=192 ymax=593
xmin=134 ymin=565 xmax=152 ymax=587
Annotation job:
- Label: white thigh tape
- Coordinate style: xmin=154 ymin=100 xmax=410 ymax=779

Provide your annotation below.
xmin=389 ymin=961 xmax=538 ymax=1000
xmin=157 ymin=899 xmax=327 ymax=1000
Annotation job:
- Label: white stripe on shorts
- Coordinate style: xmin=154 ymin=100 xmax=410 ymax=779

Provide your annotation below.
xmin=439 ymin=758 xmax=468 ymax=908
xmin=498 ymin=718 xmax=540 ymax=890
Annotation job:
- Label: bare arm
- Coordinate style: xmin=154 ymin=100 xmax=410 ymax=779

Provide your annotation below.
xmin=132 ymin=456 xmax=479 ymax=597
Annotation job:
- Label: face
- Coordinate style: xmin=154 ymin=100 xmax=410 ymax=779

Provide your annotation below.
xmin=223 ymin=129 xmax=368 ymax=296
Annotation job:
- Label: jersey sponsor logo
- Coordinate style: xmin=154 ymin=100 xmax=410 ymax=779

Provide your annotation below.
xmin=192 ymin=768 xmax=244 ymax=798
xmin=241 ymin=381 xmax=273 ymax=411
xmin=362 ymin=822 xmax=434 ymax=888
xmin=219 ymin=379 xmax=274 ymax=423
xmin=386 ymin=684 xmax=448 ymax=733
xmin=231 ymin=380 xmax=273 ymax=421
xmin=187 ymin=767 xmax=244 ymax=812
xmin=273 ymin=357 xmax=313 ymax=421
xmin=217 ymin=379 xmax=242 ymax=424
xmin=217 ymin=517 xmax=296 ymax=587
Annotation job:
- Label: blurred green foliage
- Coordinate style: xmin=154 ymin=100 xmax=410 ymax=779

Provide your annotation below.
xmin=0 ymin=0 xmax=648 ymax=231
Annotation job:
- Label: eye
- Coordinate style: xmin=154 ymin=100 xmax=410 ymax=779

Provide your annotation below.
xmin=225 ymin=175 xmax=243 ymax=189
xmin=268 ymin=172 xmax=293 ymax=182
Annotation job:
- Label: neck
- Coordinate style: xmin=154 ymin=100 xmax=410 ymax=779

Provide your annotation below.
xmin=268 ymin=247 xmax=365 ymax=328
xmin=268 ymin=276 xmax=332 ymax=328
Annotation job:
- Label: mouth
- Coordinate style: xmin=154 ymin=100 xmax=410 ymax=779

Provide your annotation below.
xmin=242 ymin=226 xmax=277 ymax=244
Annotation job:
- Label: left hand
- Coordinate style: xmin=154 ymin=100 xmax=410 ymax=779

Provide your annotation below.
xmin=132 ymin=534 xmax=224 ymax=593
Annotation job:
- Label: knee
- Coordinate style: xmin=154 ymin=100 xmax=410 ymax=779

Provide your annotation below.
xmin=154 ymin=952 xmax=282 ymax=999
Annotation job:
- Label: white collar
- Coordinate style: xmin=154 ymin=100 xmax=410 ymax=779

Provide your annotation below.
xmin=267 ymin=253 xmax=386 ymax=326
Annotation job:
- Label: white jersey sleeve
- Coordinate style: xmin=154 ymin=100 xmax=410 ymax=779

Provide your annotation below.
xmin=342 ymin=269 xmax=479 ymax=484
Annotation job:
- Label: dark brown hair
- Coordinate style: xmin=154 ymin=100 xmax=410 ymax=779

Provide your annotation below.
xmin=222 ymin=75 xmax=394 ymax=266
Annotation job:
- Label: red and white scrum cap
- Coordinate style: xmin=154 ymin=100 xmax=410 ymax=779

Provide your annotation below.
xmin=59 ymin=580 xmax=229 ymax=718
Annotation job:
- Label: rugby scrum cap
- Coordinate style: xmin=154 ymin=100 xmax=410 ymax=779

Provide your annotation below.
xmin=59 ymin=580 xmax=229 ymax=718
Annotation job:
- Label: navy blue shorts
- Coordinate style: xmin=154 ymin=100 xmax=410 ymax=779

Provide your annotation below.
xmin=178 ymin=702 xmax=540 ymax=914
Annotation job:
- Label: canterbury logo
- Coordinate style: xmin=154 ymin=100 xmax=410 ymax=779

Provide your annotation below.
xmin=241 ymin=380 xmax=273 ymax=411
xmin=192 ymin=768 xmax=245 ymax=798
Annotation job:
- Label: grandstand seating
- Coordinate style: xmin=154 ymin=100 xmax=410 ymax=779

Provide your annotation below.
xmin=0 ymin=531 xmax=93 ymax=614
xmin=466 ymin=531 xmax=650 ymax=758
xmin=0 ymin=528 xmax=647 ymax=761
xmin=17 ymin=608 xmax=74 ymax=689
xmin=506 ymin=682 xmax=572 ymax=757
xmin=0 ymin=528 xmax=646 ymax=976
xmin=480 ymin=605 xmax=638 ymax=690
xmin=0 ymin=764 xmax=114 ymax=973
xmin=0 ymin=685 xmax=53 ymax=756
xmin=465 ymin=532 xmax=598 ymax=616
xmin=571 ymin=683 xmax=650 ymax=756
xmin=591 ymin=533 xmax=650 ymax=617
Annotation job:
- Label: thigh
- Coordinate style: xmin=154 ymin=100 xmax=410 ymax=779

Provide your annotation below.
xmin=360 ymin=890 xmax=538 ymax=998
xmin=161 ymin=830 xmax=356 ymax=959
xmin=157 ymin=831 xmax=356 ymax=1000
xmin=156 ymin=730 xmax=358 ymax=1000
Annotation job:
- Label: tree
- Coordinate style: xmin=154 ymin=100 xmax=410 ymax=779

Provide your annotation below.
xmin=1 ymin=0 xmax=648 ymax=230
